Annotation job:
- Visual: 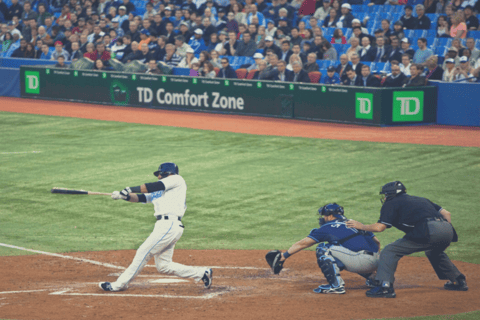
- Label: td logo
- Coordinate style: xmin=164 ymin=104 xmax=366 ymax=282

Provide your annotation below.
xmin=355 ymin=93 xmax=373 ymax=120
xmin=25 ymin=71 xmax=40 ymax=94
xmin=393 ymin=91 xmax=424 ymax=122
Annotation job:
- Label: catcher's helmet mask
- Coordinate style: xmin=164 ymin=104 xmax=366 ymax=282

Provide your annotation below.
xmin=318 ymin=203 xmax=346 ymax=226
xmin=379 ymin=181 xmax=406 ymax=204
xmin=154 ymin=162 xmax=179 ymax=178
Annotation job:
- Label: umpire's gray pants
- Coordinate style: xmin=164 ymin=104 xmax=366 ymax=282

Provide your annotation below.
xmin=376 ymin=221 xmax=463 ymax=284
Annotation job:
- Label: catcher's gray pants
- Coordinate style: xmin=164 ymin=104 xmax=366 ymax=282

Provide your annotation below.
xmin=328 ymin=245 xmax=380 ymax=274
xmin=375 ymin=220 xmax=463 ymax=284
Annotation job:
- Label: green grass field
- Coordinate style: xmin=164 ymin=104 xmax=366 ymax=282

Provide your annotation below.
xmin=1 ymin=112 xmax=479 ymax=319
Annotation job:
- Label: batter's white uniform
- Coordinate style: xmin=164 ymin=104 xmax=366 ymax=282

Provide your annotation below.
xmin=110 ymin=175 xmax=208 ymax=291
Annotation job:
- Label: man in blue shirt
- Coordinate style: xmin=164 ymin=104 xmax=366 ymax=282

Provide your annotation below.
xmin=322 ymin=66 xmax=341 ymax=84
xmin=275 ymin=203 xmax=380 ymax=294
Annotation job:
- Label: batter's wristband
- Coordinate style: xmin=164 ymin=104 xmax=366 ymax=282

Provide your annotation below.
xmin=283 ymin=251 xmax=291 ymax=259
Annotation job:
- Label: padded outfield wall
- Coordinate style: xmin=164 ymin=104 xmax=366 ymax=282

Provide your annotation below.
xmin=20 ymin=66 xmax=437 ymax=126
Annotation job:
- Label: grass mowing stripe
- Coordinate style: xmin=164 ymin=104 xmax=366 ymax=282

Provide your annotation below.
xmin=0 ymin=112 xmax=479 ymax=266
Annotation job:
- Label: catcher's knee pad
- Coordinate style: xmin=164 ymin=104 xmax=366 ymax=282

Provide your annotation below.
xmin=317 ymin=255 xmax=345 ymax=288
xmin=316 ymin=243 xmax=330 ymax=259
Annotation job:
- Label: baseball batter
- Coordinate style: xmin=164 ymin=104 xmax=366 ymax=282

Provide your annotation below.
xmin=347 ymin=181 xmax=468 ymax=298
xmin=267 ymin=203 xmax=380 ymax=294
xmin=99 ymin=162 xmax=212 ymax=292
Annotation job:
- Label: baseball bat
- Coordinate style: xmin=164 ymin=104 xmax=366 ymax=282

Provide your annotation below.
xmin=51 ymin=188 xmax=111 ymax=196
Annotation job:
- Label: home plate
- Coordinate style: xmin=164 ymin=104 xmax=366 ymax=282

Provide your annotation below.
xmin=150 ymin=279 xmax=190 ymax=284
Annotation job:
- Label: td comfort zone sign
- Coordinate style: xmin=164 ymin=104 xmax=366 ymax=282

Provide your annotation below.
xmin=392 ymin=91 xmax=424 ymax=122
xmin=25 ymin=71 xmax=40 ymax=94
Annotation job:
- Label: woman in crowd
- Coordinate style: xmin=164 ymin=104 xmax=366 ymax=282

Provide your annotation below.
xmin=380 ymin=19 xmax=393 ymax=40
xmin=332 ymin=0 xmax=342 ymax=14
xmin=202 ymin=61 xmax=217 ymax=78
xmin=331 ymin=28 xmax=347 ymax=44
xmin=209 ymin=50 xmax=222 ymax=68
xmin=198 ymin=50 xmax=211 ymax=70
xmin=256 ymin=25 xmax=266 ymax=49
xmin=24 ymin=43 xmax=36 ymax=59
xmin=392 ymin=21 xmax=405 ymax=41
xmin=84 ymin=42 xmax=96 ymax=60
xmin=1 ymin=32 xmax=13 ymax=53
xmin=322 ymin=41 xmax=338 ymax=60
xmin=450 ymin=12 xmax=467 ymax=39
xmin=232 ymin=3 xmax=247 ymax=25
xmin=346 ymin=36 xmax=362 ymax=61
xmin=94 ymin=59 xmax=108 ymax=70
xmin=298 ymin=21 xmax=308 ymax=38
xmin=423 ymin=0 xmax=439 ymax=14
xmin=323 ymin=8 xmax=339 ymax=28
xmin=300 ymin=28 xmax=314 ymax=48
xmin=442 ymin=58 xmax=456 ymax=81
xmin=436 ymin=15 xmax=450 ymax=38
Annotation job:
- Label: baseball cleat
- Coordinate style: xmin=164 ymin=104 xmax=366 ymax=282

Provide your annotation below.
xmin=365 ymin=278 xmax=378 ymax=288
xmin=313 ymin=284 xmax=346 ymax=294
xmin=444 ymin=276 xmax=468 ymax=291
xmin=366 ymin=285 xmax=396 ymax=298
xmin=99 ymin=282 xmax=116 ymax=292
xmin=202 ymin=269 xmax=213 ymax=289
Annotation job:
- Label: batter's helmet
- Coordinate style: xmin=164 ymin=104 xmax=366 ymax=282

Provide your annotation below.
xmin=154 ymin=162 xmax=179 ymax=177
xmin=379 ymin=181 xmax=406 ymax=203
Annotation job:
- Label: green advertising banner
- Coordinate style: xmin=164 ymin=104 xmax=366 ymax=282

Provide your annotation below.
xmin=20 ymin=66 xmax=437 ymax=126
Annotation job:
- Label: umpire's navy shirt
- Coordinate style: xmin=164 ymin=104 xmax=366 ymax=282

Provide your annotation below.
xmin=308 ymin=220 xmax=379 ymax=253
xmin=378 ymin=193 xmax=443 ymax=233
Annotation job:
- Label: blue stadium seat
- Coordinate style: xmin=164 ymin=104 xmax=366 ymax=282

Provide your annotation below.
xmin=434 ymin=38 xmax=452 ymax=48
xmin=426 ymin=29 xmax=437 ymax=38
xmin=434 ymin=46 xmax=447 ymax=57
xmin=425 ymin=13 xmax=439 ymax=21
xmin=368 ymin=5 xmax=384 ymax=14
xmin=319 ymin=68 xmax=327 ymax=76
xmin=383 ymin=62 xmax=392 ymax=73
xmin=351 ymin=5 xmax=364 ymax=12
xmin=467 ymin=31 xmax=480 ymax=39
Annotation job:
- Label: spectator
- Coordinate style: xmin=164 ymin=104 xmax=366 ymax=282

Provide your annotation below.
xmin=188 ymin=29 xmax=207 ymax=55
xmin=335 ymin=54 xmax=352 ymax=82
xmin=217 ymin=57 xmax=238 ymax=78
xmin=164 ymin=22 xmax=176 ymax=45
xmin=7 ymin=0 xmax=22 ymax=22
xmin=436 ymin=15 xmax=450 ymax=38
xmin=382 ymin=64 xmax=408 ymax=87
xmin=303 ymin=52 xmax=320 ymax=73
xmin=289 ymin=61 xmax=311 ymax=82
xmin=278 ymin=39 xmax=292 ymax=61
xmin=415 ymin=5 xmax=431 ymax=30
xmin=84 ymin=42 xmax=96 ymax=60
xmin=7 ymin=21 xmax=21 ymax=39
xmin=442 ymin=47 xmax=460 ymax=69
xmin=351 ymin=19 xmax=369 ymax=35
xmin=373 ymin=36 xmax=391 ymax=62
xmin=331 ymin=28 xmax=347 ymax=44
xmin=1 ymin=32 xmax=13 ymax=52
xmin=50 ymin=41 xmax=70 ymax=61
xmin=94 ymin=59 xmax=110 ymax=70
xmin=214 ymin=31 xmax=228 ymax=54
xmin=198 ymin=51 xmax=211 ymax=69
xmin=386 ymin=37 xmax=403 ymax=62
xmin=400 ymin=38 xmax=415 ymax=58
xmin=452 ymin=38 xmax=465 ymax=54
xmin=323 ymin=8 xmax=339 ymax=28
xmin=263 ymin=53 xmax=279 ymax=78
xmin=342 ymin=68 xmax=359 ymax=86
xmin=55 ymin=55 xmax=68 ymax=68
xmin=23 ymin=42 xmax=35 ymax=58
xmin=400 ymin=5 xmax=417 ymax=30
xmin=380 ymin=19 xmax=393 ymax=40
xmin=424 ymin=55 xmax=444 ymax=81
xmin=286 ymin=53 xmax=301 ymax=71
xmin=121 ymin=0 xmax=136 ymax=15
xmin=255 ymin=25 xmax=267 ymax=49
xmin=70 ymin=41 xmax=82 ymax=61
xmin=314 ymin=0 xmax=332 ymax=21
xmin=403 ymin=64 xmax=426 ymax=86
xmin=224 ymin=30 xmax=239 ymax=56
xmin=178 ymin=47 xmax=199 ymax=68
xmin=337 ymin=3 xmax=354 ymax=28
xmin=309 ymin=35 xmax=325 ymax=60
xmin=174 ymin=35 xmax=192 ymax=58
xmin=21 ymin=2 xmax=37 ymax=22
xmin=236 ymin=31 xmax=257 ymax=56
xmin=94 ymin=42 xmax=111 ymax=62
xmin=111 ymin=36 xmax=128 ymax=60
xmin=465 ymin=38 xmax=480 ymax=67
xmin=346 ymin=37 xmax=361 ymax=61
xmin=201 ymin=17 xmax=217 ymax=43
xmin=292 ymin=43 xmax=307 ymax=64
xmin=350 ymin=53 xmax=364 ymax=76
xmin=359 ymin=65 xmax=381 ymax=87
xmin=232 ymin=3 xmax=247 ymax=25
xmin=210 ymin=49 xmax=222 ymax=68
xmin=400 ymin=53 xmax=413 ymax=76
xmin=202 ymin=61 xmax=217 ymax=78
xmin=146 ymin=59 xmax=162 ymax=74
xmin=322 ymin=66 xmax=341 ymax=84
xmin=392 ymin=21 xmax=405 ymax=41
xmin=163 ymin=43 xmax=182 ymax=68
xmin=247 ymin=4 xmax=266 ymax=27
xmin=412 ymin=38 xmax=433 ymax=64
xmin=359 ymin=36 xmax=375 ymax=62
xmin=139 ymin=29 xmax=151 ymax=48
xmin=464 ymin=6 xmax=479 ymax=30
xmin=454 ymin=56 xmax=476 ymax=81
xmin=271 ymin=60 xmax=291 ymax=81
xmin=443 ymin=58 xmax=456 ymax=81
xmin=39 ymin=43 xmax=52 ymax=60
xmin=253 ymin=59 xmax=267 ymax=79
xmin=263 ymin=35 xmax=282 ymax=58
xmin=450 ymin=12 xmax=467 ymax=39
xmin=322 ymin=41 xmax=338 ymax=61
xmin=247 ymin=52 xmax=264 ymax=71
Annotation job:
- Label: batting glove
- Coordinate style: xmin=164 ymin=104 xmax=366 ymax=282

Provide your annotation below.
xmin=111 ymin=191 xmax=126 ymax=200
xmin=120 ymin=187 xmax=132 ymax=197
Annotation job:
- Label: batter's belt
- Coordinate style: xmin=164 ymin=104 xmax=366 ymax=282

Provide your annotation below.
xmin=156 ymin=215 xmax=182 ymax=221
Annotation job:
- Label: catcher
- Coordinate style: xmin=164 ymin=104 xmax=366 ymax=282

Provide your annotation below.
xmin=266 ymin=203 xmax=381 ymax=294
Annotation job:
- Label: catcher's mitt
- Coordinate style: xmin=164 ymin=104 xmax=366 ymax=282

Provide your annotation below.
xmin=265 ymin=250 xmax=284 ymax=274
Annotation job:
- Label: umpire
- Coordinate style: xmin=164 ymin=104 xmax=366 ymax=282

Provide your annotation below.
xmin=346 ymin=181 xmax=468 ymax=298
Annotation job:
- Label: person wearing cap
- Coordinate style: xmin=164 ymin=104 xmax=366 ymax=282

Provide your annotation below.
xmin=247 ymin=52 xmax=265 ymax=71
xmin=188 ymin=29 xmax=207 ymax=55
xmin=177 ymin=47 xmax=199 ymax=68
xmin=314 ymin=0 xmax=331 ymax=21
xmin=412 ymin=38 xmax=433 ymax=64
xmin=116 ymin=6 xmax=129 ymax=26
xmin=399 ymin=37 xmax=415 ymax=58
xmin=442 ymin=58 xmax=456 ymax=82
xmin=235 ymin=31 xmax=258 ymax=57
xmin=382 ymin=63 xmax=408 ymax=87
xmin=119 ymin=0 xmax=135 ymax=15
xmin=262 ymin=35 xmax=282 ymax=59
xmin=414 ymin=5 xmax=431 ymax=30
xmin=336 ymin=3 xmax=354 ymax=28
xmin=215 ymin=8 xmax=227 ymax=30
xmin=442 ymin=47 xmax=460 ymax=69
xmin=453 ymin=56 xmax=476 ymax=81
xmin=173 ymin=35 xmax=191 ymax=58
xmin=138 ymin=29 xmax=151 ymax=47
xmin=424 ymin=55 xmax=444 ymax=81
xmin=322 ymin=66 xmax=341 ymax=84
xmin=51 ymin=40 xmax=70 ymax=61
xmin=399 ymin=5 xmax=417 ymax=30
xmin=392 ymin=21 xmax=405 ymax=41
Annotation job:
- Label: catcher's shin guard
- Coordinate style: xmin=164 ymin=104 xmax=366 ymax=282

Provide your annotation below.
xmin=316 ymin=247 xmax=345 ymax=288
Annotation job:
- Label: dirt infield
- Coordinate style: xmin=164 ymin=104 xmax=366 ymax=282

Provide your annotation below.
xmin=1 ymin=97 xmax=479 ymax=319
xmin=0 ymin=250 xmax=479 ymax=320
xmin=1 ymin=97 xmax=479 ymax=147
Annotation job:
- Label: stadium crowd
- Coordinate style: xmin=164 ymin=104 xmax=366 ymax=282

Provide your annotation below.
xmin=1 ymin=0 xmax=480 ymax=85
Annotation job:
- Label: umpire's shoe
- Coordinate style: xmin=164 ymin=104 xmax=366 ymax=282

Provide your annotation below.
xmin=202 ymin=269 xmax=213 ymax=289
xmin=313 ymin=284 xmax=346 ymax=294
xmin=444 ymin=276 xmax=468 ymax=291
xmin=99 ymin=282 xmax=115 ymax=292
xmin=366 ymin=282 xmax=396 ymax=298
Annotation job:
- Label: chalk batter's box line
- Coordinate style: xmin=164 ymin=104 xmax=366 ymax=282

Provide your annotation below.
xmin=49 ymin=289 xmax=227 ymax=299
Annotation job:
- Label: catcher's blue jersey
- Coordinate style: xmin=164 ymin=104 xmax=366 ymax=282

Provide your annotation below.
xmin=308 ymin=220 xmax=379 ymax=253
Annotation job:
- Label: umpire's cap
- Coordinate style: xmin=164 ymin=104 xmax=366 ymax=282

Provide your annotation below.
xmin=380 ymin=181 xmax=406 ymax=196
xmin=318 ymin=203 xmax=345 ymax=216
xmin=154 ymin=162 xmax=179 ymax=177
